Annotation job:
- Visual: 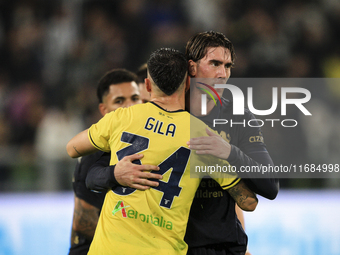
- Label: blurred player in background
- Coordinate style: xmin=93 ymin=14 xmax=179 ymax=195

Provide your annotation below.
xmin=68 ymin=68 xmax=161 ymax=255
xmin=66 ymin=48 xmax=258 ymax=255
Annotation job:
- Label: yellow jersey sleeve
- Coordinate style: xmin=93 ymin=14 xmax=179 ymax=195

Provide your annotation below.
xmin=215 ymin=176 xmax=241 ymax=190
xmin=88 ymin=111 xmax=116 ymax=152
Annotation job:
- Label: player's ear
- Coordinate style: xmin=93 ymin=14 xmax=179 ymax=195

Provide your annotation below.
xmin=99 ymin=103 xmax=107 ymax=116
xmin=145 ymin=78 xmax=152 ymax=92
xmin=188 ymin=60 xmax=197 ymax=77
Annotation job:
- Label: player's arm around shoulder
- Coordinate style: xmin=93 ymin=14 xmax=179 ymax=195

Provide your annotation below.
xmin=228 ymin=180 xmax=258 ymax=212
xmin=67 ymin=129 xmax=98 ymax=158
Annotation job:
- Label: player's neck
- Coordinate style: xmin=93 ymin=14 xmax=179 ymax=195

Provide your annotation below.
xmin=190 ymin=100 xmax=214 ymax=116
xmin=188 ymin=86 xmax=214 ymax=116
xmin=150 ymin=93 xmax=185 ymax=111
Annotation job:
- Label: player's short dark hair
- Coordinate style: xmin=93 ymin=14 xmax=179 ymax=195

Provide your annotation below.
xmin=97 ymin=68 xmax=138 ymax=103
xmin=147 ymin=48 xmax=187 ymax=96
xmin=185 ymin=30 xmax=235 ymax=64
xmin=136 ymin=63 xmax=147 ymax=84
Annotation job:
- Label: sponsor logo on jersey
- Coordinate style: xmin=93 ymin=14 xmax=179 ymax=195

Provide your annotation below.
xmin=112 ymin=200 xmax=173 ymax=230
xmin=112 ymin=200 xmax=130 ymax=218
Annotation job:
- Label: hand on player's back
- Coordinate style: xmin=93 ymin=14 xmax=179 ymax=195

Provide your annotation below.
xmin=187 ymin=128 xmax=231 ymax=160
xmin=115 ymin=154 xmax=162 ymax=190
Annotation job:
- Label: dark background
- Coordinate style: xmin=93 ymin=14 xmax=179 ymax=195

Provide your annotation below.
xmin=0 ymin=0 xmax=339 ymax=191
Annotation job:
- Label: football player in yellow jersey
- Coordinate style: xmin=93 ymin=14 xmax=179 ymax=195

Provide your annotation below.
xmin=67 ymin=48 xmax=257 ymax=255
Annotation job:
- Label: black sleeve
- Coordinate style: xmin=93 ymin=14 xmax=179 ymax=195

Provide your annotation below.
xmin=228 ymin=145 xmax=279 ymax=200
xmin=73 ymin=152 xmax=106 ymax=209
xmin=85 ymin=152 xmax=120 ymax=192
xmin=227 ymin=109 xmax=279 ymax=200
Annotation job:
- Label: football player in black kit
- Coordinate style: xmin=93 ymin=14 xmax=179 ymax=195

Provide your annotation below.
xmin=68 ymin=69 xmax=161 ymax=255
xmin=184 ymin=31 xmax=278 ymax=255
xmin=86 ymin=31 xmax=279 ymax=255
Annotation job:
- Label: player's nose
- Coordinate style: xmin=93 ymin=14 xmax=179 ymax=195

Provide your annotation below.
xmin=218 ymin=66 xmax=227 ymax=79
xmin=218 ymin=66 xmax=231 ymax=80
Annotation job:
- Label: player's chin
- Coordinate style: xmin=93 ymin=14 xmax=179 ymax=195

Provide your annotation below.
xmin=214 ymin=77 xmax=228 ymax=84
xmin=215 ymin=88 xmax=224 ymax=97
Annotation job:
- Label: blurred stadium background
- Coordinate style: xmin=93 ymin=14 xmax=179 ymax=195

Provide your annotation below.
xmin=0 ymin=0 xmax=339 ymax=254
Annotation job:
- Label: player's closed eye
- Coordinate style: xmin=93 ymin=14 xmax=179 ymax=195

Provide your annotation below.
xmin=132 ymin=96 xmax=141 ymax=102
